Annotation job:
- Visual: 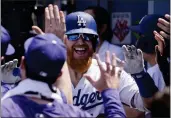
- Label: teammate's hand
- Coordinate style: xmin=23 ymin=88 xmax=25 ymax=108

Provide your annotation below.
xmin=122 ymin=45 xmax=144 ymax=74
xmin=157 ymin=14 xmax=170 ymax=40
xmin=153 ymin=31 xmax=165 ymax=56
xmin=153 ymin=14 xmax=170 ymax=57
xmin=84 ymin=51 xmax=122 ymax=92
xmin=32 ymin=4 xmax=66 ymax=41
xmin=1 ymin=59 xmax=21 ymax=84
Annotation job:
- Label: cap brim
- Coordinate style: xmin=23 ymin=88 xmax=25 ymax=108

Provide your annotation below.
xmin=24 ymin=37 xmax=34 ymax=53
xmin=65 ymin=28 xmax=98 ymax=35
xmin=6 ymin=44 xmax=15 ymax=55
xmin=129 ymin=25 xmax=143 ymax=34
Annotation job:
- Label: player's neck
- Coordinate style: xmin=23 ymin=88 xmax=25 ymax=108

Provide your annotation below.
xmin=147 ymin=54 xmax=157 ymax=66
xmin=69 ymin=67 xmax=83 ymax=88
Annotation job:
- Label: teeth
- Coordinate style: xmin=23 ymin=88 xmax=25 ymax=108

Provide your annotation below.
xmin=74 ymin=48 xmax=86 ymax=51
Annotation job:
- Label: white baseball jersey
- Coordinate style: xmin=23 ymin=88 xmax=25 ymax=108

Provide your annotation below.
xmin=72 ymin=59 xmax=145 ymax=117
xmin=97 ymin=40 xmax=125 ymax=61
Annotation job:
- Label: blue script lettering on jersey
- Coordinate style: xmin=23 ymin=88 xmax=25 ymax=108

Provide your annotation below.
xmin=73 ymin=89 xmax=103 ymax=110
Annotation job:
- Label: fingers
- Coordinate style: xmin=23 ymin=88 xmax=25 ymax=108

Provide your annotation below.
xmin=45 ymin=7 xmax=50 ymax=32
xmin=159 ymin=31 xmax=170 ymax=40
xmin=54 ymin=5 xmax=60 ymax=26
xmin=105 ymin=51 xmax=111 ymax=73
xmin=157 ymin=15 xmax=170 ymax=39
xmin=116 ymin=57 xmax=124 ymax=67
xmin=131 ymin=45 xmax=137 ymax=56
xmin=122 ymin=45 xmax=128 ymax=56
xmin=60 ymin=11 xmax=66 ymax=32
xmin=158 ymin=18 xmax=170 ymax=33
xmin=111 ymin=53 xmax=116 ymax=75
xmin=83 ymin=74 xmax=96 ymax=85
xmin=165 ymin=14 xmax=170 ymax=21
xmin=137 ymin=49 xmax=143 ymax=60
xmin=154 ymin=31 xmax=164 ymax=55
xmin=157 ymin=21 xmax=170 ymax=34
xmin=95 ymin=54 xmax=105 ymax=72
xmin=1 ymin=56 xmax=5 ymax=65
xmin=32 ymin=26 xmax=44 ymax=35
xmin=8 ymin=61 xmax=14 ymax=71
xmin=153 ymin=30 xmax=164 ymax=41
xmin=12 ymin=59 xmax=18 ymax=68
xmin=2 ymin=61 xmax=11 ymax=74
xmin=49 ymin=4 xmax=56 ymax=30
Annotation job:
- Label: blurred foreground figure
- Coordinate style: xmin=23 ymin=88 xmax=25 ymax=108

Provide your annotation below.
xmin=1 ymin=33 xmax=126 ymax=118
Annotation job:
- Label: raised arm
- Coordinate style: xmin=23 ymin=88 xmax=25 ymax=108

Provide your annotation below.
xmin=84 ymin=51 xmax=126 ymax=118
xmin=121 ymin=45 xmax=159 ymax=110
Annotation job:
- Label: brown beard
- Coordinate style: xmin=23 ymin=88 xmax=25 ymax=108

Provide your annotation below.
xmin=67 ymin=46 xmax=93 ymax=74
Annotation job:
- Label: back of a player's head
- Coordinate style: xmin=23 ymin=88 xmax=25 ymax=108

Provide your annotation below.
xmin=150 ymin=87 xmax=170 ymax=117
xmin=24 ymin=33 xmax=66 ymax=85
xmin=84 ymin=6 xmax=113 ymax=42
xmin=130 ymin=14 xmax=167 ymax=54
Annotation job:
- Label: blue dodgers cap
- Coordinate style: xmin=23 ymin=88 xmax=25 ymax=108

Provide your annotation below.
xmin=130 ymin=14 xmax=166 ymax=54
xmin=65 ymin=12 xmax=98 ymax=35
xmin=1 ymin=26 xmax=15 ymax=56
xmin=25 ymin=33 xmax=66 ymax=79
xmin=130 ymin=14 xmax=165 ymax=36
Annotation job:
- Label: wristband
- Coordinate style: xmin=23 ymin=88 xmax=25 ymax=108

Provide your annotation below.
xmin=131 ymin=70 xmax=158 ymax=98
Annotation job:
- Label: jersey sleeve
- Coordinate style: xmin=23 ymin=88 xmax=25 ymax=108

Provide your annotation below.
xmin=101 ymin=89 xmax=126 ymax=118
xmin=119 ymin=70 xmax=146 ymax=112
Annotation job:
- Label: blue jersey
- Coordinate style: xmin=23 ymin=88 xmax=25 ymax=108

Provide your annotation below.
xmin=1 ymin=89 xmax=126 ymax=118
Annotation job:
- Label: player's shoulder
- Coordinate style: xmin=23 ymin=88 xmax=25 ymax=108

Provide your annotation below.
xmin=2 ymin=95 xmax=26 ymax=106
xmin=1 ymin=95 xmax=26 ymax=116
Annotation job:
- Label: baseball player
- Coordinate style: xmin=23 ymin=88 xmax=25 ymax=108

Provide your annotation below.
xmin=1 ymin=33 xmax=126 ymax=118
xmin=3 ymin=4 xmax=154 ymax=117
xmin=1 ymin=25 xmax=15 ymax=62
xmin=1 ymin=26 xmax=20 ymax=97
xmin=130 ymin=14 xmax=166 ymax=91
xmin=30 ymin=4 xmax=156 ymax=117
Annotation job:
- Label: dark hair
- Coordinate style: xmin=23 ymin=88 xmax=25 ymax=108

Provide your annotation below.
xmin=24 ymin=59 xmax=58 ymax=86
xmin=84 ymin=6 xmax=113 ymax=42
xmin=150 ymin=87 xmax=170 ymax=117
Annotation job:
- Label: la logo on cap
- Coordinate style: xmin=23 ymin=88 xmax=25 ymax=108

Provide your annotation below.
xmin=77 ymin=15 xmax=86 ymax=27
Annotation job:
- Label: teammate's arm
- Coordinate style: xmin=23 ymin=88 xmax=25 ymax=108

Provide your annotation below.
xmin=84 ymin=51 xmax=126 ymax=118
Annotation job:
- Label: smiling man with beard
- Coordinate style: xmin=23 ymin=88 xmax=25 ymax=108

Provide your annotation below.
xmin=65 ymin=12 xmax=98 ymax=75
xmin=66 ymin=36 xmax=94 ymax=74
xmin=30 ymin=4 xmax=156 ymax=117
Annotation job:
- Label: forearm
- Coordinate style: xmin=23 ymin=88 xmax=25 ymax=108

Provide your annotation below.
xmin=55 ymin=62 xmax=73 ymax=104
xmin=101 ymin=89 xmax=126 ymax=118
xmin=131 ymin=71 xmax=159 ymax=109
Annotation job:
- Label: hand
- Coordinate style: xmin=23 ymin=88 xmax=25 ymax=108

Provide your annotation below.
xmin=32 ymin=4 xmax=66 ymax=41
xmin=84 ymin=51 xmax=122 ymax=92
xmin=154 ymin=14 xmax=170 ymax=57
xmin=153 ymin=31 xmax=165 ymax=56
xmin=1 ymin=59 xmax=21 ymax=84
xmin=122 ymin=45 xmax=144 ymax=74
xmin=157 ymin=14 xmax=170 ymax=40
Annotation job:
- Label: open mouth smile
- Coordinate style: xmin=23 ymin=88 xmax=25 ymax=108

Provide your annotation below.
xmin=74 ymin=47 xmax=87 ymax=55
